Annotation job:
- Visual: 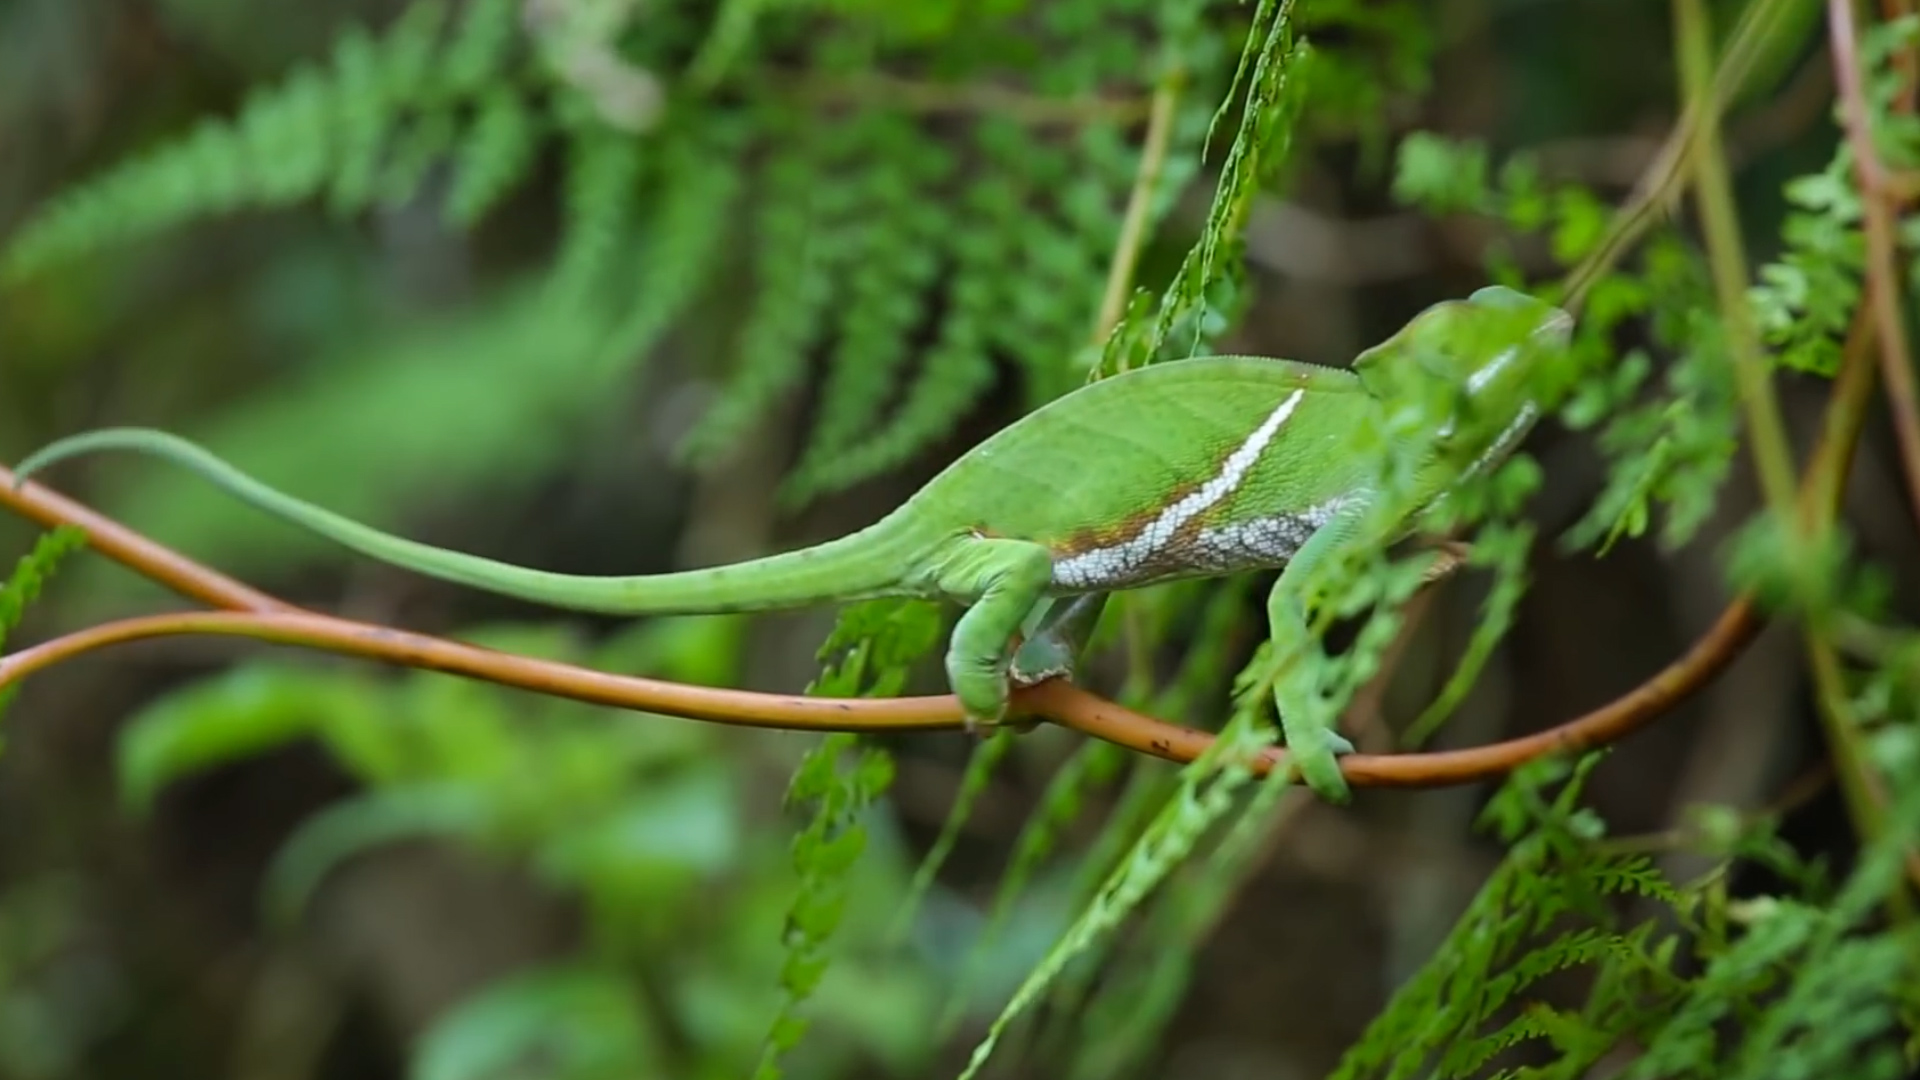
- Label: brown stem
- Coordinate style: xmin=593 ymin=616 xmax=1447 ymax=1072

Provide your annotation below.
xmin=1093 ymin=68 xmax=1183 ymax=344
xmin=2 ymin=459 xmax=1771 ymax=789
xmin=3 ymin=473 xmax=291 ymax=614
xmin=1829 ymin=0 xmax=1920 ymax=535
xmin=0 ymin=601 xmax=1759 ymax=790
xmin=0 ymin=609 xmax=960 ymax=732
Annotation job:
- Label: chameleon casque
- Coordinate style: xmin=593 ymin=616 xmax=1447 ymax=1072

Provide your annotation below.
xmin=13 ymin=285 xmax=1574 ymax=802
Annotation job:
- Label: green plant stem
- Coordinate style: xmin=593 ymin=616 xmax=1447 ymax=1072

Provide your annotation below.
xmin=1678 ymin=0 xmax=1914 ymax=900
xmin=1674 ymin=0 xmax=1801 ymax=518
xmin=1093 ymin=67 xmax=1184 ymax=343
xmin=1564 ymin=0 xmax=1806 ymax=311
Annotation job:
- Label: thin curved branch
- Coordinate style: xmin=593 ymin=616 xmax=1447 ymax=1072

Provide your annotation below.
xmin=0 ymin=600 xmax=1759 ymax=789
xmin=4 ymin=454 xmax=1777 ymax=788
xmin=3 ymin=473 xmax=291 ymax=614
xmin=1093 ymin=67 xmax=1183 ymax=342
xmin=0 ymin=609 xmax=960 ymax=731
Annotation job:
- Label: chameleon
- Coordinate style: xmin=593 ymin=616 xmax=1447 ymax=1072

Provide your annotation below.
xmin=12 ymin=285 xmax=1574 ymax=802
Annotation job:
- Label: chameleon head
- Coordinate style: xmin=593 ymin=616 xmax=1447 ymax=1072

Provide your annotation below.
xmin=1353 ymin=285 xmax=1575 ymax=452
xmin=1453 ymin=285 xmax=1576 ymax=407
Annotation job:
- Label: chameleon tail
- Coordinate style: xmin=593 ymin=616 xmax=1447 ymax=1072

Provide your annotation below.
xmin=12 ymin=428 xmax=924 ymax=614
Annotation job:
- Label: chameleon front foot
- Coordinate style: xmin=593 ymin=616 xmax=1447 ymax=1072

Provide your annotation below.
xmin=1275 ymin=674 xmax=1356 ymax=803
xmin=1281 ymin=723 xmax=1356 ymax=803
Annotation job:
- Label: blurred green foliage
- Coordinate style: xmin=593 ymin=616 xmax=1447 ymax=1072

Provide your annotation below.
xmin=4 ymin=0 xmax=1920 ymax=1077
xmin=112 ymin=617 xmax=942 ymax=1079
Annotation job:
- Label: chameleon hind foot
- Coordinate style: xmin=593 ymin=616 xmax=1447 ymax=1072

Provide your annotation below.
xmin=1008 ymin=594 xmax=1110 ymax=687
xmin=936 ymin=537 xmax=1057 ymax=737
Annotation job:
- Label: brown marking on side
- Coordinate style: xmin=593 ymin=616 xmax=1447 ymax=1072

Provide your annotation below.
xmin=1094 ymin=502 xmax=1217 ymax=582
xmin=1046 ymin=475 xmax=1208 ymax=557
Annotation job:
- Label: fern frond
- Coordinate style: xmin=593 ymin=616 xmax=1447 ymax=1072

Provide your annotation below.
xmin=0 ymin=527 xmax=87 ymax=723
xmin=789 ymin=299 xmax=997 ymax=502
xmin=891 ymin=729 xmax=1016 ymax=945
xmin=756 ymin=687 xmax=896 ymax=1080
xmin=680 ymin=123 xmax=843 ymax=464
xmin=956 ymin=711 xmax=1277 ymax=1080
xmin=549 ymin=127 xmax=646 ymax=303
xmin=444 ymin=89 xmax=543 ymax=225
xmin=786 ymin=117 xmax=948 ymax=489
xmin=777 ymin=162 xmax=1007 ymax=502
xmin=1 ymin=1 xmax=483 ymax=280
xmin=980 ymin=118 xmax=1110 ymax=407
xmin=1145 ymin=0 xmax=1305 ymax=364
xmin=438 ymin=0 xmax=523 ymax=95
xmin=0 ymin=528 xmax=85 ymax=652
xmin=324 ymin=22 xmax=401 ymax=214
xmin=1067 ymin=757 xmax=1299 ymax=1080
xmin=589 ymin=127 xmax=743 ymax=377
xmin=940 ymin=739 xmax=1127 ymax=1033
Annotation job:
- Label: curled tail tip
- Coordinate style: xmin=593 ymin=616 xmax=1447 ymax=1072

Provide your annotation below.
xmin=12 ymin=427 xmax=172 ymax=486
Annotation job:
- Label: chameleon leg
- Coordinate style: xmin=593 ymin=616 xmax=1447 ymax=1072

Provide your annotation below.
xmin=930 ymin=538 xmax=1057 ymax=728
xmin=1266 ymin=501 xmax=1376 ymax=804
xmin=1010 ymin=593 xmax=1111 ymax=687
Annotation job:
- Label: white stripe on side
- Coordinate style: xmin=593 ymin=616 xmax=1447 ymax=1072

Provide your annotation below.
xmin=1052 ymin=388 xmax=1307 ymax=589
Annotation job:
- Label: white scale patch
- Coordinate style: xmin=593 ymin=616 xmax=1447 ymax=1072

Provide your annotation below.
xmin=1187 ymin=495 xmax=1351 ymax=572
xmin=1051 ymin=389 xmax=1320 ymax=590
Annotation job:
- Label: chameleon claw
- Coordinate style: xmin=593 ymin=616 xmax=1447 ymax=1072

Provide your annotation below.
xmin=1290 ymin=743 xmax=1354 ymax=804
xmin=1276 ymin=697 xmax=1356 ymax=802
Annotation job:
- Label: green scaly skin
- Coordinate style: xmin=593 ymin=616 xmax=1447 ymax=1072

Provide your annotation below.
xmin=12 ymin=286 xmax=1574 ymax=802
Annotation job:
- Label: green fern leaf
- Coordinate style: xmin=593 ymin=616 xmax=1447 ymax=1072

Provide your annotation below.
xmin=1 ymin=1 xmax=467 ymax=279
xmin=788 ymin=306 xmax=998 ymax=503
xmin=378 ymin=0 xmax=453 ymax=101
xmin=0 ymin=527 xmax=86 ymax=726
xmin=755 ymin=733 xmax=895 ymax=1080
xmin=956 ymin=712 xmax=1277 ymax=1080
xmin=1146 ymin=0 xmax=1305 ymax=364
xmin=324 ymin=24 xmax=397 ymax=214
xmin=444 ymin=88 xmax=544 ymax=225
xmin=786 ymin=118 xmax=948 ymax=487
xmin=114 ymin=665 xmax=388 ymax=814
xmin=891 ymin=729 xmax=1017 ymax=944
xmin=438 ymin=0 xmax=523 ymax=96
xmin=263 ymin=782 xmax=494 ymax=926
xmin=0 ymin=527 xmax=84 ymax=652
xmin=680 ymin=125 xmax=843 ymax=464
xmin=549 ymin=126 xmax=647 ymax=303
xmin=940 ymin=739 xmax=1127 ymax=1033
xmin=589 ymin=126 xmax=744 ymax=376
xmin=1068 ymin=758 xmax=1298 ymax=1080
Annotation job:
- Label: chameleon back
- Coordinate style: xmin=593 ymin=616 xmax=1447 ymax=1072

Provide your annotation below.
xmin=896 ymin=356 xmax=1390 ymax=592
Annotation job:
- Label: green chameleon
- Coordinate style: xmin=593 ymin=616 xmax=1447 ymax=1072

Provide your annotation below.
xmin=13 ymin=285 xmax=1574 ymax=802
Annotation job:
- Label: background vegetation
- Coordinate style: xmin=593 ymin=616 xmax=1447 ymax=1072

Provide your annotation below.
xmin=1 ymin=0 xmax=1918 ymax=1077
